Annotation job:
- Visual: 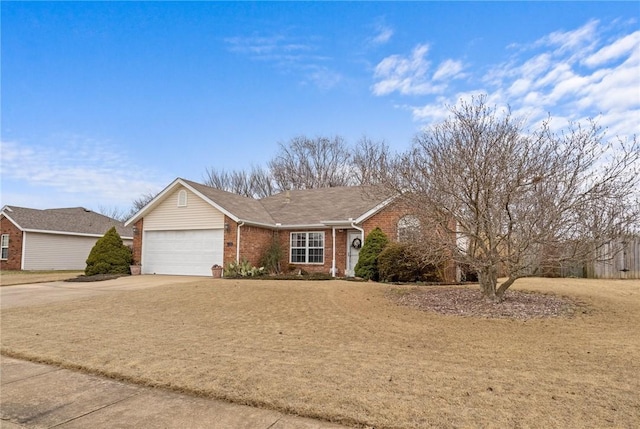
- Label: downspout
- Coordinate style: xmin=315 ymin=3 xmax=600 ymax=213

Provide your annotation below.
xmin=350 ymin=221 xmax=364 ymax=241
xmin=331 ymin=226 xmax=336 ymax=277
xmin=236 ymin=221 xmax=245 ymax=263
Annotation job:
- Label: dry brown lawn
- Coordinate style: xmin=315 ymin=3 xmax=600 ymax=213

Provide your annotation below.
xmin=2 ymin=277 xmax=639 ymax=428
xmin=0 ymin=270 xmax=83 ymax=286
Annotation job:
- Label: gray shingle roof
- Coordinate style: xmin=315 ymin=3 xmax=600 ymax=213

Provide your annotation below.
xmin=1 ymin=206 xmax=134 ymax=238
xmin=131 ymin=178 xmax=396 ymax=228
xmin=259 ymin=186 xmax=393 ymax=225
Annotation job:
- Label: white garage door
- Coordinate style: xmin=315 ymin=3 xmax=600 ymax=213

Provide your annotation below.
xmin=143 ymin=229 xmax=223 ymax=276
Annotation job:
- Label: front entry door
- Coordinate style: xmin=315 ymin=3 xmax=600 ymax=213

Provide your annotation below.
xmin=346 ymin=231 xmax=362 ymax=277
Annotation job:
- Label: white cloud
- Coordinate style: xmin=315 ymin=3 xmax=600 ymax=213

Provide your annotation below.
xmin=583 ymin=31 xmax=640 ymax=67
xmin=432 ymin=59 xmax=465 ymax=81
xmin=225 ymin=35 xmax=312 ymax=56
xmin=301 ymin=65 xmax=343 ymax=89
xmin=403 ymin=19 xmax=639 ymax=142
xmin=535 ymin=19 xmax=599 ymax=57
xmin=371 ymin=24 xmax=393 ymax=45
xmin=0 ymin=137 xmax=164 ymax=211
xmin=225 ymin=33 xmax=341 ymax=90
xmin=373 ymin=44 xmax=460 ymax=96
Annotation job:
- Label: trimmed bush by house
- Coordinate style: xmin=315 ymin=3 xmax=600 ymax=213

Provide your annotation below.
xmin=259 ymin=235 xmax=284 ymax=274
xmin=85 ymin=227 xmax=132 ymax=276
xmin=378 ymin=242 xmax=443 ymax=283
xmin=354 ymin=227 xmax=389 ymax=280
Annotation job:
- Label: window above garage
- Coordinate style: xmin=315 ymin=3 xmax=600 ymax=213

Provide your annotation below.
xmin=177 ymin=190 xmax=188 ymax=207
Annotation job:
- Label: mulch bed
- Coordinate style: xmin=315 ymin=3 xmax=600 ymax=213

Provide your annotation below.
xmin=388 ymin=286 xmax=583 ymax=320
xmin=64 ymin=274 xmax=128 ymax=283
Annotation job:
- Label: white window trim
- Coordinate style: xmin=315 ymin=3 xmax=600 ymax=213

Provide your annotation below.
xmin=290 ymin=231 xmax=324 ymax=264
xmin=1 ymin=234 xmax=9 ymax=260
xmin=177 ymin=190 xmax=188 ymax=207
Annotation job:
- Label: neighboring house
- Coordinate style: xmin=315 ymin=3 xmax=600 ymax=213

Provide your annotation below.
xmin=0 ymin=206 xmax=133 ymax=271
xmin=126 ymin=177 xmax=456 ymax=280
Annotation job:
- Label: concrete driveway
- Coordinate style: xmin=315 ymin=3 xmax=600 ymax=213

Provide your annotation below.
xmin=0 ymin=275 xmax=208 ymax=310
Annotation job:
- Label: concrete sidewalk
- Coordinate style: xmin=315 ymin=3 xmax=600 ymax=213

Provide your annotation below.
xmin=0 ymin=357 xmax=350 ymax=429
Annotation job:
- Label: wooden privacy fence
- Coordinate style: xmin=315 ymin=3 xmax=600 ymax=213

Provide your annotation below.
xmin=587 ymin=237 xmax=640 ymax=279
xmin=535 ymin=237 xmax=640 ymax=279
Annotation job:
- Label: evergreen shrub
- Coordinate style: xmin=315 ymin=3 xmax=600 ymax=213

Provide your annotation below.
xmin=85 ymin=227 xmax=132 ymax=276
xmin=354 ymin=227 xmax=389 ymax=280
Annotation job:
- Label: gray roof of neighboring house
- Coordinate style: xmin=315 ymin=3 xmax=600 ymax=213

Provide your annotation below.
xmin=258 ymin=186 xmax=393 ymax=225
xmin=1 ymin=206 xmax=134 ymax=238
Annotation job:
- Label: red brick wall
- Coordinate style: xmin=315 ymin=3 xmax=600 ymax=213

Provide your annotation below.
xmin=0 ymin=216 xmax=23 ymax=270
xmin=333 ymin=229 xmax=348 ymax=276
xmin=236 ymin=223 xmax=275 ymax=267
xmin=362 ymin=199 xmax=418 ymax=239
xmin=223 ymin=216 xmax=238 ymax=266
xmin=362 ymin=201 xmax=457 ymax=282
xmin=131 ymin=219 xmax=143 ymax=265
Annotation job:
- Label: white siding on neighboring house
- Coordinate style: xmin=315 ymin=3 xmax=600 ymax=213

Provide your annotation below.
xmin=144 ymin=187 xmax=224 ymax=230
xmin=22 ymin=232 xmax=131 ymax=270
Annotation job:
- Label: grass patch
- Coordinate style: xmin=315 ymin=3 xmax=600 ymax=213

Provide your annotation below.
xmin=1 ymin=278 xmax=639 ymax=428
xmin=0 ymin=270 xmax=84 ymax=286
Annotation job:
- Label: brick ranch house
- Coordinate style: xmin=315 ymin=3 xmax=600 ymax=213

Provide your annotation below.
xmin=0 ymin=206 xmax=133 ymax=271
xmin=126 ymin=177 xmax=456 ymax=280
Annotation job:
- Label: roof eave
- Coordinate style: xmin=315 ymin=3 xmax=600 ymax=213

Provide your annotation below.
xmin=22 ymin=228 xmax=133 ymax=240
xmin=321 ymin=220 xmax=356 ymax=227
xmin=125 ymin=178 xmax=241 ymax=226
xmin=236 ymin=219 xmax=277 ymax=229
xmin=354 ymin=194 xmax=398 ymax=224
xmin=0 ymin=211 xmax=24 ymax=231
xmin=273 ymin=223 xmax=329 ymax=229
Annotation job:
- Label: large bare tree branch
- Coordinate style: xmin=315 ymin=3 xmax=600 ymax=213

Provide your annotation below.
xmin=388 ymin=95 xmax=639 ymax=302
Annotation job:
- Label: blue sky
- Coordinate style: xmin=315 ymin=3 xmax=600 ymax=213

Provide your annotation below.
xmin=2 ymin=1 xmax=639 ymax=215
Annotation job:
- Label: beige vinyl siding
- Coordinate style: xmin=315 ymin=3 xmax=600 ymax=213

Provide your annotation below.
xmin=23 ymin=233 xmax=133 ymax=270
xmin=144 ymin=187 xmax=224 ymax=231
xmin=24 ymin=233 xmax=90 ymax=270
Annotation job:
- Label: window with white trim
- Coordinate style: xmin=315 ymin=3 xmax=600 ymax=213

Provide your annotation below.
xmin=290 ymin=232 xmax=324 ymax=264
xmin=1 ymin=234 xmax=9 ymax=260
xmin=177 ymin=190 xmax=188 ymax=207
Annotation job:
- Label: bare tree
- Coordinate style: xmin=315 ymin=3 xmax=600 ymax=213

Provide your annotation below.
xmin=247 ymin=166 xmax=277 ymax=198
xmin=393 ymin=96 xmax=640 ymax=302
xmin=124 ymin=192 xmax=157 ymax=221
xmin=204 ymin=166 xmax=275 ymax=198
xmin=352 ymin=136 xmax=393 ymax=185
xmin=268 ymin=135 xmax=352 ymax=190
xmin=96 ymin=206 xmax=129 ymax=222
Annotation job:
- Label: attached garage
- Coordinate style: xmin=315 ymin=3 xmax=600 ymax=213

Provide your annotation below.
xmin=142 ymin=229 xmax=223 ymax=276
xmin=127 ymin=179 xmax=279 ymax=277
